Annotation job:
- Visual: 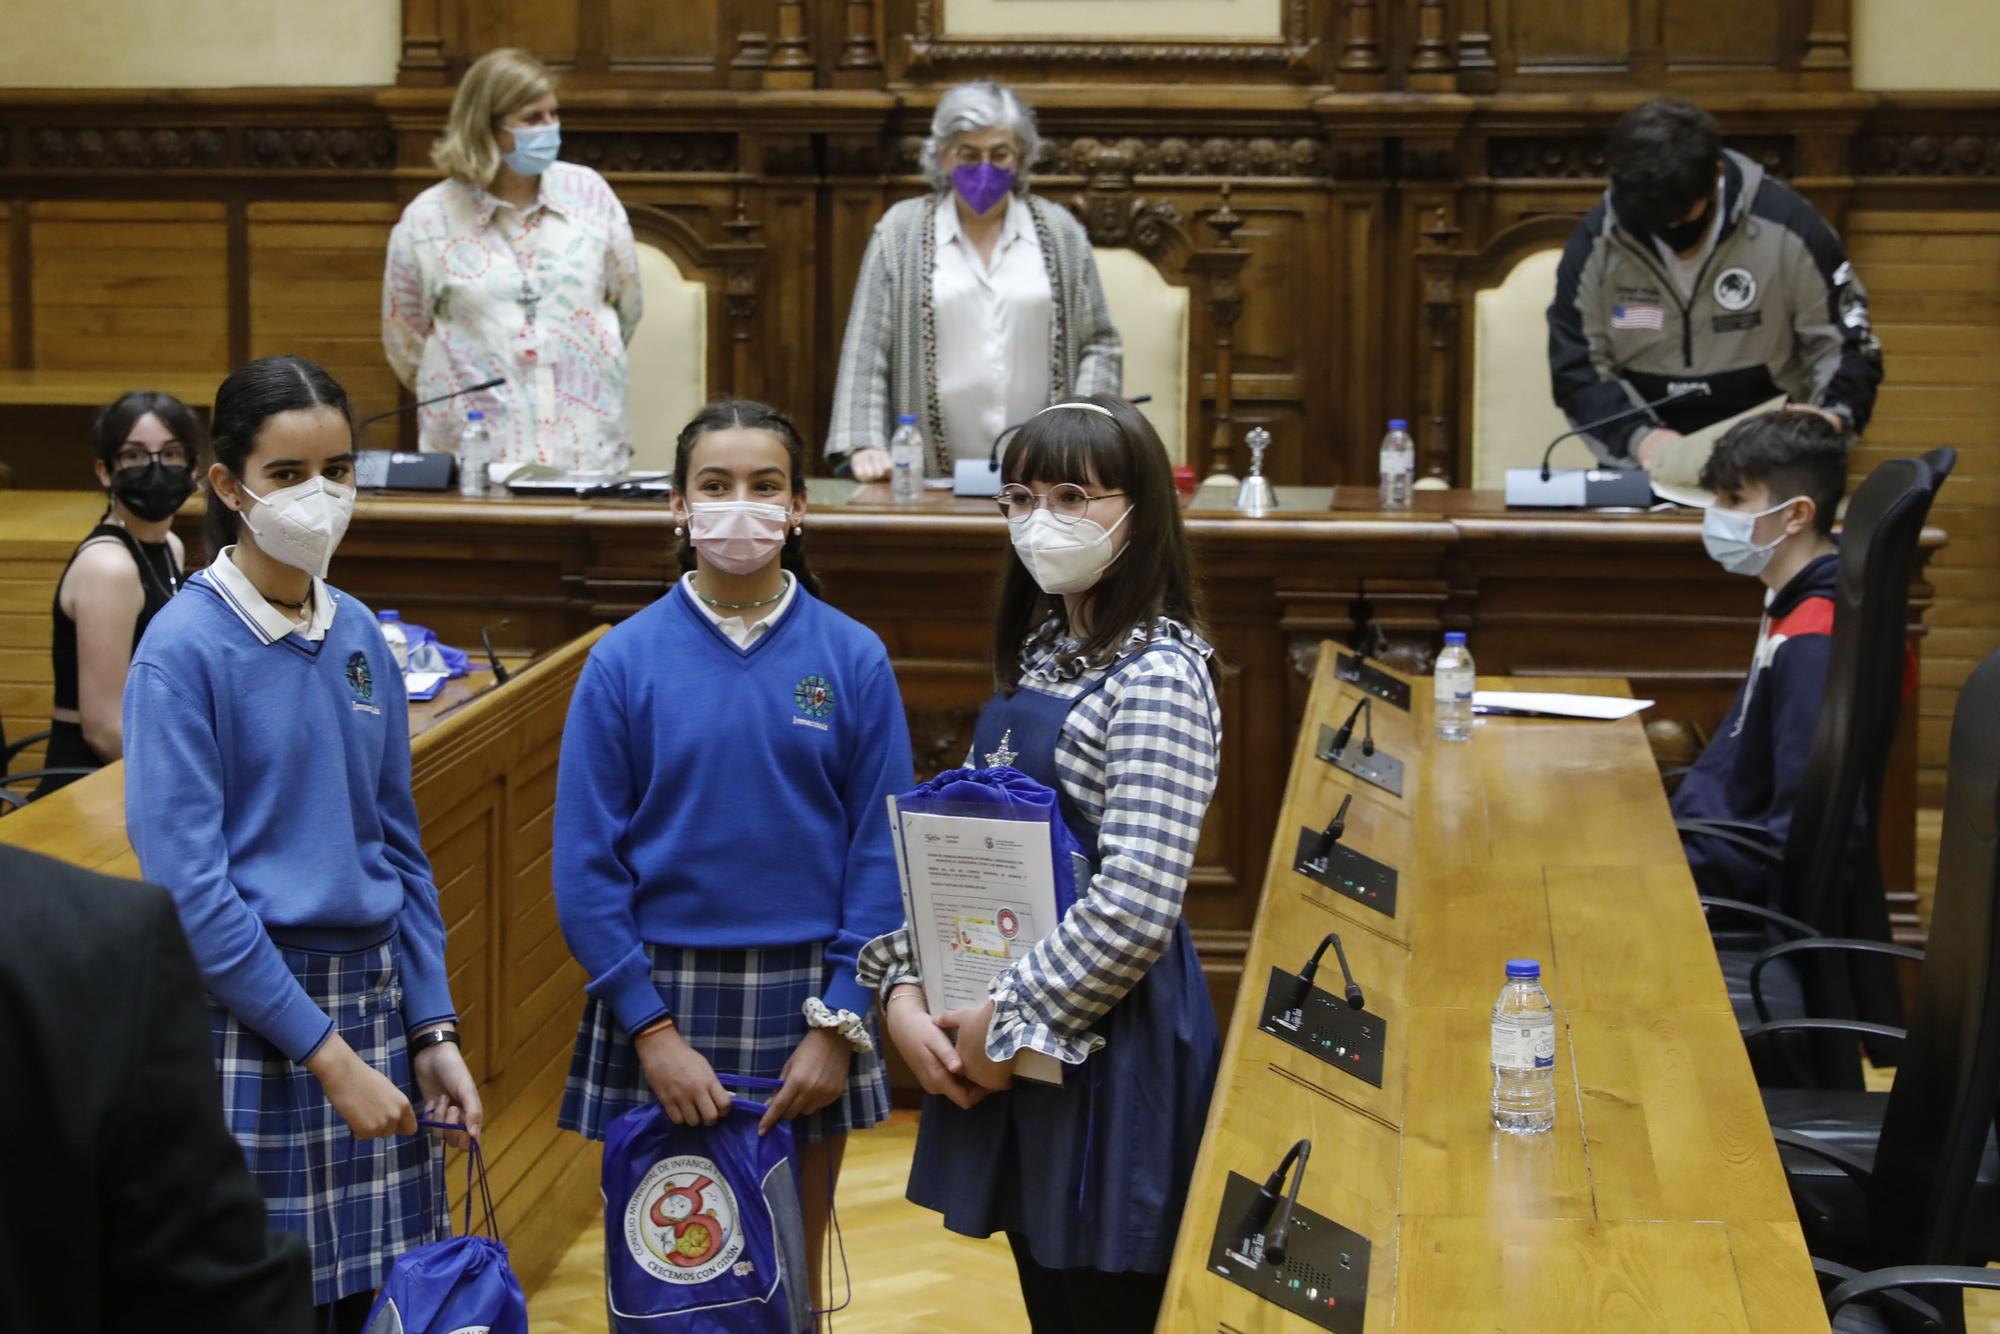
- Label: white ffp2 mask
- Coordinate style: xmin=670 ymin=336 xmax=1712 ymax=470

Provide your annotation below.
xmin=1008 ymin=507 xmax=1133 ymax=596
xmin=237 ymin=475 xmax=356 ymax=578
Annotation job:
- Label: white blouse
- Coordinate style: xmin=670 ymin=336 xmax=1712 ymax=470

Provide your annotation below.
xmin=931 ymin=194 xmax=1054 ymax=469
xmin=382 ymin=162 xmax=644 ymax=473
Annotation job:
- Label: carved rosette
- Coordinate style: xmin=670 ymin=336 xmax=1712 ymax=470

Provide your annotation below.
xmin=30 ymin=126 xmax=227 ymax=169
xmin=561 ymin=133 xmax=739 ymax=175
xmin=895 ymin=134 xmax=1324 ymax=180
xmin=246 ymin=127 xmax=396 ymax=171
xmin=1489 ymin=135 xmax=1795 ymax=181
xmin=1857 ymin=132 xmax=2000 ymax=178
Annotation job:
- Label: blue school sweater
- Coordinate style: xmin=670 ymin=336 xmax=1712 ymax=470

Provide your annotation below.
xmin=122 ymin=571 xmax=453 ymax=1062
xmin=553 ymin=581 xmax=914 ymax=1034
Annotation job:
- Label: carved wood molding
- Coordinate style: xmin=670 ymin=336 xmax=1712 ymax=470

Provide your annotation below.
xmin=907 ymin=0 xmax=1320 ymax=76
xmin=892 ymin=132 xmax=1327 ymax=180
xmin=561 ymin=132 xmax=740 ymax=175
xmin=1067 ymin=150 xmax=1190 ymax=259
xmin=29 ymin=126 xmax=230 ymax=170
xmin=1487 ymin=134 xmax=1795 ymax=181
xmin=246 ymin=127 xmax=399 ymax=171
xmin=1856 ymin=132 xmax=2000 ymax=179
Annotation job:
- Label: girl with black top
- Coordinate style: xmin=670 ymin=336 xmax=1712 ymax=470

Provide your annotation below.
xmin=35 ymin=391 xmax=201 ymax=798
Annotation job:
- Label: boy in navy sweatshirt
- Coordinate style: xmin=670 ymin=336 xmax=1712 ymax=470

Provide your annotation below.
xmin=1672 ymin=410 xmax=1850 ymax=903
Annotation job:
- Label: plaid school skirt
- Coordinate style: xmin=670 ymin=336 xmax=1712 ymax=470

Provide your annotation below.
xmin=558 ymin=941 xmax=890 ymax=1145
xmin=210 ymin=937 xmax=448 ymax=1307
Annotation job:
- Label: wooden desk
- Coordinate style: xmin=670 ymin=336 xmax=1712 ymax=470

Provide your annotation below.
xmin=1159 ymin=650 xmax=1825 ymax=1332
xmin=0 ymin=631 xmax=604 ymax=1294
xmin=0 ymin=486 xmax=1944 ymax=1020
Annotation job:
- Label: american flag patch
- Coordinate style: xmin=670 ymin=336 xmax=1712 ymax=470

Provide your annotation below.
xmin=1611 ymin=303 xmax=1665 ymax=330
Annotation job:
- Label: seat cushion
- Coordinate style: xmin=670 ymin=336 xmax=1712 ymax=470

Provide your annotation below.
xmin=1763 ymin=1087 xmax=2000 ymax=1264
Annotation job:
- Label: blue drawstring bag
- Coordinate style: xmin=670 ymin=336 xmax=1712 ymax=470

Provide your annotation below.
xmin=603 ymin=1076 xmax=812 ymax=1332
xmin=362 ymin=1130 xmax=526 ymax=1334
xmin=898 ymin=765 xmax=1089 ymax=915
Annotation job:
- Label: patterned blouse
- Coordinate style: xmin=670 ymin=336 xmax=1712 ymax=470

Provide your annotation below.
xmin=859 ymin=616 xmax=1222 ymax=1064
xmin=382 ymin=162 xmax=643 ymax=473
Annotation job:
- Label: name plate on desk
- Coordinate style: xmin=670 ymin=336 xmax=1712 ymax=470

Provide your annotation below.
xmin=1334 ymin=653 xmax=1411 ymax=712
xmin=1257 ymin=966 xmax=1387 ymax=1088
xmin=1315 ymin=727 xmax=1405 ymax=798
xmin=1293 ymin=828 xmax=1398 ymax=918
xmin=1208 ymin=1171 xmax=1371 ymax=1333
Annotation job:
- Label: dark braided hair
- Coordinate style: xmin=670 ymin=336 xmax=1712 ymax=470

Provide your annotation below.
xmin=670 ymin=399 xmax=822 ymax=598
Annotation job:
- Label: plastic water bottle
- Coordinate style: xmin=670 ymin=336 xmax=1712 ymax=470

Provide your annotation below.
xmin=458 ymin=410 xmax=491 ymax=497
xmin=1491 ymin=959 xmax=1557 ymax=1134
xmin=1378 ymin=418 xmax=1415 ymax=510
xmin=1434 ymin=631 xmax=1474 ymax=742
xmin=890 ymin=414 xmax=923 ymax=504
xmin=376 ymin=610 xmax=410 ymax=672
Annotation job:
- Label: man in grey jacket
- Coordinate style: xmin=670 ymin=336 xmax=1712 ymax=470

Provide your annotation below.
xmin=1546 ymin=98 xmax=1883 ymax=467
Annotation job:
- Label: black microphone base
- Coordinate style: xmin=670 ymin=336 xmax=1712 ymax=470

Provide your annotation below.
xmin=1293 ymin=827 xmax=1398 ymax=918
xmin=1315 ymin=727 xmax=1405 ymax=797
xmin=1208 ymin=1171 xmax=1371 ymax=1332
xmin=1258 ymin=966 xmax=1387 ymax=1089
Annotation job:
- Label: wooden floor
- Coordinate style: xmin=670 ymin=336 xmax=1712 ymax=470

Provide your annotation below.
xmin=524 ymin=1112 xmax=1031 ymax=1333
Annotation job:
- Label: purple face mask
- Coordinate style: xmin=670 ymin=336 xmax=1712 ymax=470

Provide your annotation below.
xmin=952 ymin=162 xmax=1016 ymax=215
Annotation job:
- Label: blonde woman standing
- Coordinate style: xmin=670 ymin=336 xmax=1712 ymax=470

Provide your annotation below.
xmin=382 ymin=48 xmax=643 ymax=475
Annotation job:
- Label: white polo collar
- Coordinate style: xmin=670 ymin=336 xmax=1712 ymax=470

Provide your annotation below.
xmin=203 ymin=547 xmax=338 ymax=645
xmin=935 ymin=192 xmax=1030 ymax=252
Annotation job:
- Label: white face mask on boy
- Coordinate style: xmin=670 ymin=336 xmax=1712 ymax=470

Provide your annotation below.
xmin=1700 ymin=496 xmax=1803 ymax=578
xmin=237 ymin=475 xmax=356 ymax=578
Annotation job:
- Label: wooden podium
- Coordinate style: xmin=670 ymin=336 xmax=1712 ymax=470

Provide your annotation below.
xmin=1157 ymin=647 xmax=1827 ymax=1332
xmin=0 ymin=629 xmax=607 ymax=1295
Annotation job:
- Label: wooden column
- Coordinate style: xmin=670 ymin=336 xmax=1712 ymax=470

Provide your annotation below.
xmin=398 ymin=0 xmax=449 ymax=85
xmin=1415 ymin=204 xmax=1462 ymax=485
xmin=1801 ymin=0 xmax=1854 ymax=88
xmin=1189 ymin=188 xmax=1249 ymax=483
xmin=1408 ymin=0 xmax=1458 ymax=92
xmin=1456 ymin=0 xmax=1497 ymax=92
xmin=720 ymin=196 xmax=765 ymax=398
xmin=836 ymin=0 xmax=882 ymax=85
xmin=1337 ymin=0 xmax=1387 ymax=92
xmin=766 ymin=0 xmax=816 ymax=90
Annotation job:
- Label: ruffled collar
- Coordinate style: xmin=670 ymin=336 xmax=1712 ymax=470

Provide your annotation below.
xmin=1020 ymin=614 xmax=1213 ymax=684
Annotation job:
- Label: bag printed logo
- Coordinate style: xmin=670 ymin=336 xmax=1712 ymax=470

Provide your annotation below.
xmin=1713 ymin=266 xmax=1758 ymax=312
xmin=625 ymin=1155 xmax=748 ymax=1285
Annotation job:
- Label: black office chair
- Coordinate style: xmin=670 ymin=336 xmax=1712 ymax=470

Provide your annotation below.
xmin=0 ymin=717 xmax=96 ymax=812
xmin=1745 ymin=644 xmax=2000 ymax=1332
xmin=1690 ymin=449 xmax=1955 ymax=1087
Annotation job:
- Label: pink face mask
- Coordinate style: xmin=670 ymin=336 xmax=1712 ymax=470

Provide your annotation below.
xmin=687 ymin=500 xmax=791 ymax=576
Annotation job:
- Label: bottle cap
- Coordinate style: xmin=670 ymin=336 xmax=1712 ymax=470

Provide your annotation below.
xmin=378 ymin=610 xmax=401 ymax=622
xmin=1445 ymin=631 xmax=1467 ymax=645
xmin=1388 ymin=418 xmax=1408 ymax=431
xmin=1505 ymin=959 xmax=1541 ymax=980
xmin=897 ymin=414 xmax=918 ymax=426
xmin=467 ymin=410 xmax=484 ymax=421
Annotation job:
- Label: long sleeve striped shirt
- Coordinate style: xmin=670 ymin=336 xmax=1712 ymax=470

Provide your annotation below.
xmin=859 ymin=617 xmax=1221 ymax=1064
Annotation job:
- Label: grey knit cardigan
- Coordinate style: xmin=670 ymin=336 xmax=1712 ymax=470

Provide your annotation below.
xmin=825 ymin=191 xmax=1123 ymax=468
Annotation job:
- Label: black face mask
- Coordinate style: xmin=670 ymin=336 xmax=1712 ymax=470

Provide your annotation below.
xmin=109 ymin=460 xmax=196 ymax=522
xmin=1654 ymin=197 xmax=1714 ymax=254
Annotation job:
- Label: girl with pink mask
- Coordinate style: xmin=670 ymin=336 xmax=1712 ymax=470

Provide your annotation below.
xmin=552 ymin=399 xmax=913 ymax=1309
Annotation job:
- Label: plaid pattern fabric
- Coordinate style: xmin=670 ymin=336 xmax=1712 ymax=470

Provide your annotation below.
xmin=858 ymin=617 xmax=1222 ymax=1064
xmin=559 ymin=941 xmax=890 ymax=1145
xmin=210 ymin=940 xmax=447 ymax=1307
xmin=824 ymin=191 xmax=1122 ymax=460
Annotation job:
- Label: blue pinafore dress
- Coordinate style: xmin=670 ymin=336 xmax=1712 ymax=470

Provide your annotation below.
xmin=905 ymin=645 xmax=1221 ymax=1275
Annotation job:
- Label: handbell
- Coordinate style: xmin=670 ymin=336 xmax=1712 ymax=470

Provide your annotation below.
xmin=1236 ymin=426 xmax=1276 ymax=515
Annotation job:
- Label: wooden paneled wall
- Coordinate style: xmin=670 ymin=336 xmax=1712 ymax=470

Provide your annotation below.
xmin=0 ymin=3 xmax=1995 ymax=797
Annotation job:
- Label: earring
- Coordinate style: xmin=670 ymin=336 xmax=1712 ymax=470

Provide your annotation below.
xmin=792 ymin=525 xmax=803 ymax=537
xmin=673 ymin=525 xmax=684 ymax=538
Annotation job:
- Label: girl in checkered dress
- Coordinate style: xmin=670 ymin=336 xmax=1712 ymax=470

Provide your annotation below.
xmin=554 ymin=400 xmax=913 ymax=1306
xmin=862 ymin=395 xmax=1224 ymax=1333
xmin=123 ymin=357 xmax=482 ymax=1333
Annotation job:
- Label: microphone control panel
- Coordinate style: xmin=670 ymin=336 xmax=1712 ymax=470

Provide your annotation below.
xmin=1334 ymin=654 xmax=1411 ymax=712
xmin=1207 ymin=1171 xmax=1370 ymax=1333
xmin=1293 ymin=827 xmax=1398 ymax=918
xmin=1258 ymin=966 xmax=1387 ymax=1089
xmin=1315 ymin=726 xmax=1405 ymax=797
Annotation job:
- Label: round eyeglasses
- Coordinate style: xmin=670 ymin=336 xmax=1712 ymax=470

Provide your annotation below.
xmin=996 ymin=484 xmax=1125 ymax=525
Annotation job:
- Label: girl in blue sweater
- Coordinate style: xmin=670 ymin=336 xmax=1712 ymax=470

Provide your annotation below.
xmin=123 ymin=356 xmax=481 ymax=1333
xmin=554 ymin=399 xmax=913 ymax=1301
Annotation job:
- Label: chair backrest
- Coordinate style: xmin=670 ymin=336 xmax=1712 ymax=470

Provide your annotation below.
xmin=1868 ymin=643 xmax=2000 ymax=1264
xmin=1783 ymin=454 xmax=1947 ymax=1056
xmin=1093 ymin=247 xmax=1190 ymax=466
xmin=1470 ymin=246 xmax=1572 ymax=490
xmin=625 ymin=241 xmax=709 ymax=472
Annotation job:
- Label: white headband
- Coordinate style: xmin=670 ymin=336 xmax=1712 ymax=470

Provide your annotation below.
xmin=1034 ymin=402 xmax=1115 ymax=419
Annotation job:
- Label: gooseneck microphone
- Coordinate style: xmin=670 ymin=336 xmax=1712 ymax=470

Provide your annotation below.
xmin=1539 ymin=384 xmax=1705 ymax=481
xmin=360 ymin=377 xmax=507 ymax=429
xmin=481 ymin=619 xmax=513 ymax=685
xmin=1303 ymin=794 xmax=1354 ymax=866
xmin=1327 ymin=696 xmax=1373 ymax=759
xmin=1298 ymin=931 xmax=1365 ymax=1011
xmin=1239 ymin=1139 xmax=1312 ymax=1266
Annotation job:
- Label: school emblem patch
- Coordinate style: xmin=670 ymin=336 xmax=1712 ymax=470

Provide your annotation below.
xmin=344 ymin=651 xmax=374 ymax=702
xmin=793 ymin=674 xmax=834 ymax=719
xmin=1713 ymin=266 xmax=1758 ymax=312
xmin=625 ymin=1155 xmax=746 ymax=1285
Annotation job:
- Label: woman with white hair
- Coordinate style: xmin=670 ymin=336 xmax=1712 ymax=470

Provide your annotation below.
xmin=828 ymin=80 xmax=1121 ymax=481
xmin=382 ymin=48 xmax=643 ymax=476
